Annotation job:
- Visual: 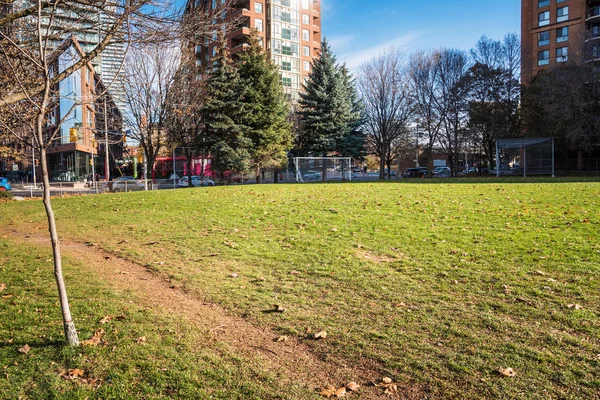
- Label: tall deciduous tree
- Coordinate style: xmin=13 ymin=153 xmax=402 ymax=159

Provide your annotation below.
xmin=202 ymin=34 xmax=250 ymax=179
xmin=124 ymin=44 xmax=179 ymax=181
xmin=237 ymin=31 xmax=293 ymax=184
xmin=359 ymin=49 xmax=412 ymax=179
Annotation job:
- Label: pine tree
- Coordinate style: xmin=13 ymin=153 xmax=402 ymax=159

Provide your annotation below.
xmin=296 ymin=40 xmax=365 ymax=166
xmin=336 ymin=64 xmax=366 ymax=159
xmin=201 ymin=33 xmax=251 ymax=179
xmin=237 ymin=30 xmax=293 ymax=183
xmin=297 ymin=39 xmax=347 ymax=157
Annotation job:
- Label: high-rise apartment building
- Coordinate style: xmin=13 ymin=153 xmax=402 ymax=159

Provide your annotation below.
xmin=185 ymin=0 xmax=322 ymax=99
xmin=522 ymin=0 xmax=600 ymax=84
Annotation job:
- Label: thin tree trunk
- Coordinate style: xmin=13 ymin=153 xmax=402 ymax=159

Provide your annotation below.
xmin=187 ymin=151 xmax=193 ymax=187
xmin=37 ymin=115 xmax=79 ymax=346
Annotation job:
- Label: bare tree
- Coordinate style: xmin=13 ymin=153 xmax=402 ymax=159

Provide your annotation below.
xmin=123 ymin=44 xmax=179 ymax=180
xmin=358 ymin=49 xmax=412 ymax=180
xmin=408 ymin=50 xmax=445 ymax=170
xmin=0 ymin=0 xmax=235 ymax=346
xmin=164 ymin=46 xmax=207 ymax=186
xmin=436 ymin=49 xmax=470 ymax=175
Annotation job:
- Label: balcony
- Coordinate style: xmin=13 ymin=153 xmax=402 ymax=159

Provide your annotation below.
xmin=229 ymin=26 xmax=251 ymax=40
xmin=586 ymin=27 xmax=600 ymax=42
xmin=586 ymin=6 xmax=600 ymax=22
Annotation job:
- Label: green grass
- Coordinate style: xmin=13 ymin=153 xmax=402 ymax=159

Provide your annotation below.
xmin=2 ymin=178 xmax=600 ymax=399
xmin=0 ymin=240 xmax=306 ymax=399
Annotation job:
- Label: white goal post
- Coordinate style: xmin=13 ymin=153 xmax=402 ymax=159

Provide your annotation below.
xmin=293 ymin=157 xmax=353 ymax=183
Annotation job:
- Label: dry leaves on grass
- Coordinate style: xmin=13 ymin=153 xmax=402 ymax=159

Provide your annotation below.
xmin=314 ymin=330 xmax=328 ymax=339
xmin=498 ymin=367 xmax=516 ymax=377
xmin=17 ymin=344 xmax=30 ymax=354
xmin=319 ymin=385 xmax=346 ymax=398
xmin=373 ymin=377 xmax=398 ymax=395
xmin=230 ymin=273 xmax=239 ymax=278
xmin=0 ymin=283 xmax=6 ymax=292
xmin=275 ymin=335 xmax=288 ymax=342
xmin=567 ymin=304 xmax=583 ymax=310
xmin=136 ymin=336 xmax=146 ymax=344
xmin=81 ymin=328 xmax=105 ymax=347
xmin=2 ymin=294 xmax=13 ymax=299
xmin=99 ymin=315 xmax=114 ymax=324
xmin=345 ymin=382 xmax=360 ymax=391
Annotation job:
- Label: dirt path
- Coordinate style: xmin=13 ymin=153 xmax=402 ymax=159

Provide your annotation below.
xmin=2 ymin=225 xmax=422 ymax=399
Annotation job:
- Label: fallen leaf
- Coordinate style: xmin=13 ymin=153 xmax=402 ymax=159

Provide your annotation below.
xmin=290 ymin=270 xmax=301 ymax=275
xmin=136 ymin=336 xmax=146 ymax=344
xmin=319 ymin=385 xmax=346 ymax=398
xmin=61 ymin=368 xmax=86 ymax=380
xmin=275 ymin=335 xmax=288 ymax=342
xmin=394 ymin=302 xmax=407 ymax=308
xmin=119 ymin=271 xmax=129 ymax=275
xmin=17 ymin=344 xmax=30 ymax=354
xmin=230 ymin=273 xmax=239 ymax=278
xmin=0 ymin=283 xmax=6 ymax=292
xmin=499 ymin=367 xmax=516 ymax=377
xmin=330 ymin=228 xmax=337 ymax=232
xmin=381 ymin=377 xmax=393 ymax=384
xmin=384 ymin=384 xmax=398 ymax=394
xmin=345 ymin=381 xmax=360 ymax=391
xmin=2 ymin=294 xmax=13 ymax=299
xmin=273 ymin=304 xmax=287 ymax=313
xmin=81 ymin=336 xmax=101 ymax=346
xmin=314 ymin=330 xmax=328 ymax=339
xmin=567 ymin=304 xmax=583 ymax=310
xmin=99 ymin=316 xmax=114 ymax=324
xmin=532 ymin=270 xmax=546 ymax=276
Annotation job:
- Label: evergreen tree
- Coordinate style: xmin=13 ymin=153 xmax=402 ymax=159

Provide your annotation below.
xmin=336 ymin=64 xmax=366 ymax=159
xmin=297 ymin=39 xmax=347 ymax=157
xmin=237 ymin=30 xmax=293 ymax=183
xmin=201 ymin=33 xmax=251 ymax=179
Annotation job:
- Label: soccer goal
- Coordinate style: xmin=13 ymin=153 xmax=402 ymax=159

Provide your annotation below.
xmin=495 ymin=137 xmax=555 ymax=177
xmin=293 ymin=157 xmax=353 ymax=183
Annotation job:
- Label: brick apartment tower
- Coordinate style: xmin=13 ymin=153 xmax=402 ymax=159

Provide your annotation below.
xmin=185 ymin=0 xmax=322 ymax=100
xmin=522 ymin=0 xmax=600 ymax=84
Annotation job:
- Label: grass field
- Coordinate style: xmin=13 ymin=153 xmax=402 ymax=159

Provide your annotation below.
xmin=1 ymin=179 xmax=600 ymax=399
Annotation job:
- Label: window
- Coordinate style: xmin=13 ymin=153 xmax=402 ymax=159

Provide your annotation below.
xmin=303 ymin=45 xmax=310 ymax=56
xmin=557 ymin=6 xmax=568 ymax=23
xmin=255 ymin=18 xmax=263 ymax=32
xmin=303 ymin=61 xmax=310 ymax=71
xmin=302 ymin=29 xmax=310 ymax=41
xmin=302 ymin=14 xmax=310 ymax=25
xmin=538 ymin=0 xmax=549 ymax=6
xmin=538 ymin=50 xmax=550 ymax=65
xmin=538 ymin=31 xmax=550 ymax=46
xmin=282 ymin=28 xmax=291 ymax=40
xmin=556 ymin=46 xmax=568 ymax=62
xmin=538 ymin=11 xmax=550 ymax=27
xmin=302 ymin=0 xmax=309 ymax=10
xmin=282 ymin=61 xmax=292 ymax=71
xmin=556 ymin=27 xmax=568 ymax=43
xmin=254 ymin=2 xmax=263 ymax=14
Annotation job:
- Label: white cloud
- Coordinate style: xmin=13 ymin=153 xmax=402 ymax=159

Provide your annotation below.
xmin=338 ymin=32 xmax=422 ymax=70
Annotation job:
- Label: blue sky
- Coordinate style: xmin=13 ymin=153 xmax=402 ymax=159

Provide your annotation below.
xmin=322 ymin=0 xmax=521 ymax=69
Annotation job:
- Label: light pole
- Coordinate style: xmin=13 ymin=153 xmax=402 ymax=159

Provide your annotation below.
xmin=415 ymin=118 xmax=421 ymax=168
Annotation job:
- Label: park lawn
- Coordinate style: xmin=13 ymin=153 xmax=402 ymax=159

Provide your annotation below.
xmin=2 ymin=179 xmax=600 ymax=398
xmin=0 ymin=239 xmax=308 ymax=399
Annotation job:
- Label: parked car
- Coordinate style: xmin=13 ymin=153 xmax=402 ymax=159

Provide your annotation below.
xmin=431 ymin=166 xmax=451 ymax=178
xmin=0 ymin=177 xmax=12 ymax=191
xmin=303 ymin=170 xmax=322 ymax=181
xmin=351 ymin=166 xmax=363 ymax=173
xmin=460 ymin=167 xmax=479 ymax=176
xmin=401 ymin=168 xmax=427 ymax=178
xmin=110 ymin=176 xmax=145 ymax=192
xmin=177 ymin=176 xmax=215 ymax=187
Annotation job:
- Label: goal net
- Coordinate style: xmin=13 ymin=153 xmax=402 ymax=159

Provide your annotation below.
xmin=293 ymin=157 xmax=352 ymax=183
xmin=495 ymin=138 xmax=555 ymax=177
